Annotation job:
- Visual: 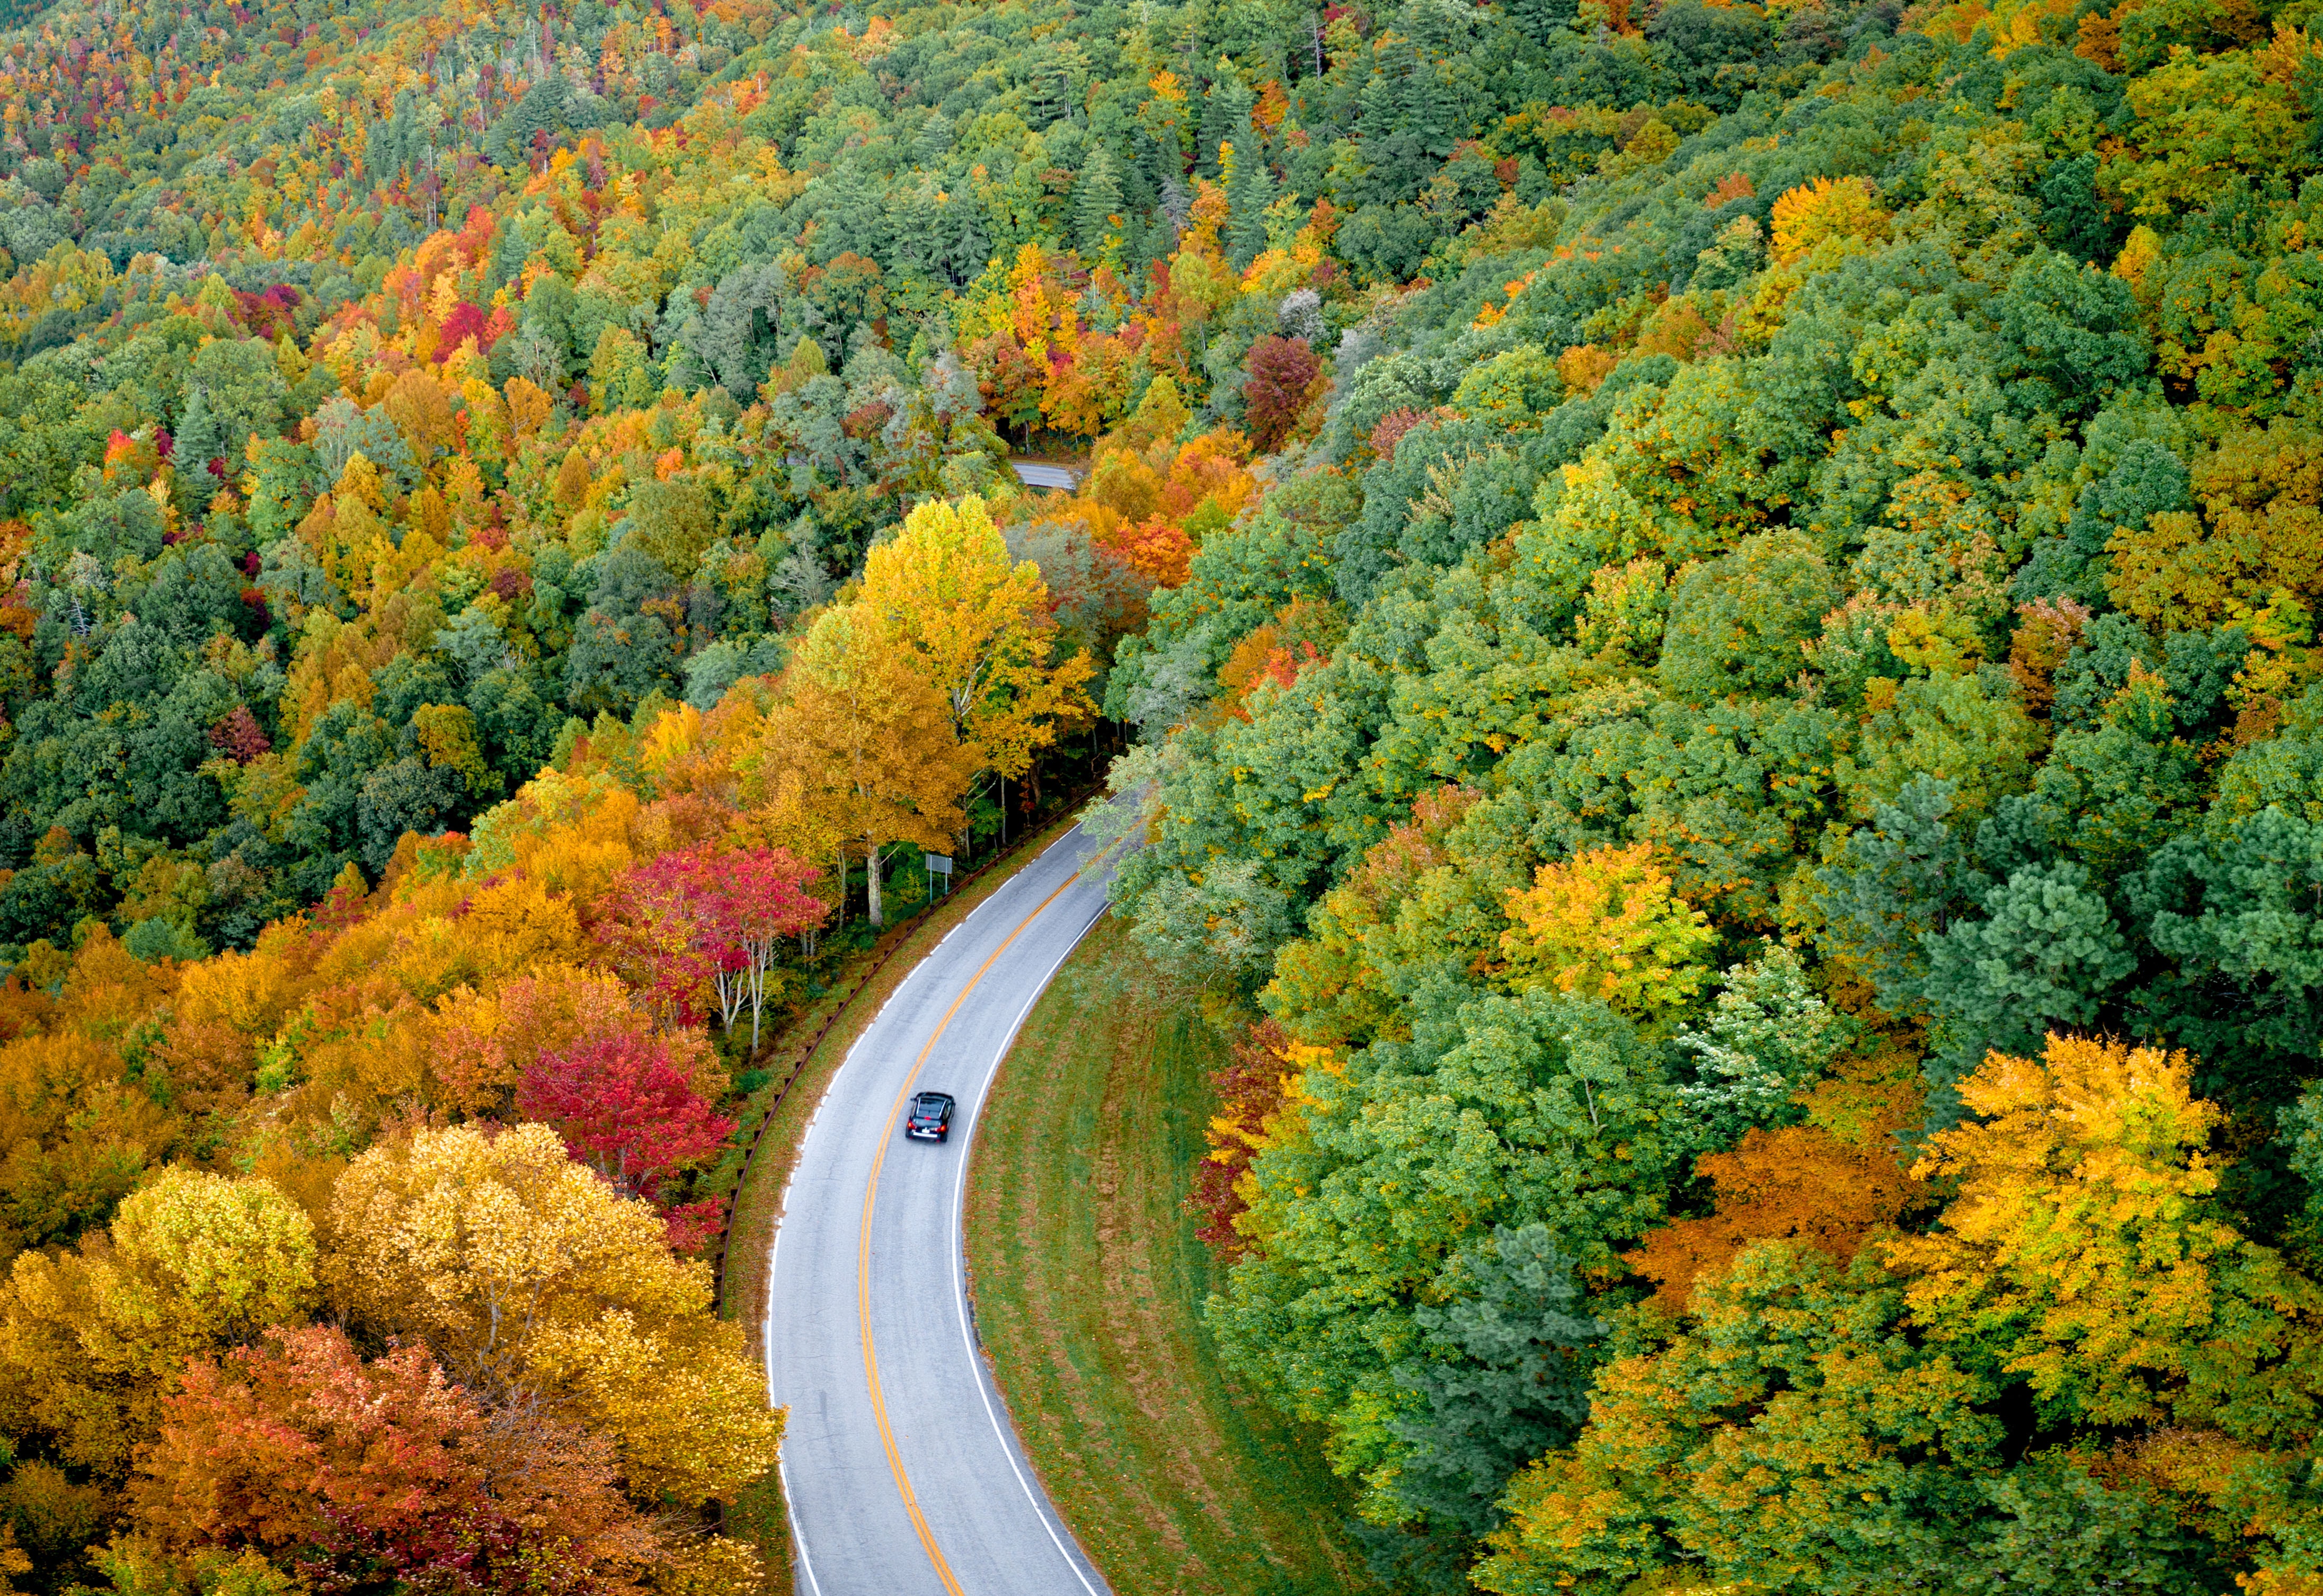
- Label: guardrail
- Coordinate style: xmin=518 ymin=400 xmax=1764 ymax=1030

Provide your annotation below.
xmin=710 ymin=784 xmax=1101 ymax=1310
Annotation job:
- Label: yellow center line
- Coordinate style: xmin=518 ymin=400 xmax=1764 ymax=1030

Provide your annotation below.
xmin=857 ymin=867 xmax=1083 ymax=1596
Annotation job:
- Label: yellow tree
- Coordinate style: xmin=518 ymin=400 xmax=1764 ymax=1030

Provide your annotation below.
xmin=296 ymin=452 xmax=394 ymax=605
xmin=323 ymin=1123 xmax=780 ymax=1509
xmin=1769 ymin=174 xmax=1891 ymax=265
xmin=855 ymin=494 xmax=1095 ymax=817
xmin=1497 ymin=843 xmax=1716 ymax=1019
xmin=0 ymin=1169 xmax=318 ymax=1478
xmin=1884 ymin=1035 xmax=2323 ymax=1441
xmin=753 ymin=605 xmax=976 ymax=926
xmin=738 ymin=748 xmax=854 ymax=930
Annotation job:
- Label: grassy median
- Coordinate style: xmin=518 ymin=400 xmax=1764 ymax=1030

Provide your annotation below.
xmin=964 ymin=914 xmax=1376 ymax=1596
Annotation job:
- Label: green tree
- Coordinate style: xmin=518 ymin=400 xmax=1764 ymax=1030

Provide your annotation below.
xmin=1074 ymin=145 xmax=1123 ymax=261
xmin=1914 ymin=862 xmax=2135 ymax=1119
xmin=1212 ymin=991 xmax=1675 ymax=1509
xmin=2133 ymin=806 xmax=2323 ymax=1116
xmin=1371 ymin=1226 xmax=1602 ymax=1568
xmin=1673 ymin=944 xmax=1861 ymax=1148
xmin=1813 ymin=776 xmax=1983 ymax=1010
xmin=1657 ymin=530 xmax=1839 ymax=703
xmin=1222 ymin=139 xmax=1274 ymax=271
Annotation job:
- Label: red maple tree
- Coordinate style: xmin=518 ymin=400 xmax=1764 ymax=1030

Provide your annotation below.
xmin=515 ymin=1028 xmax=734 ymax=1207
xmin=595 ymin=852 xmax=726 ymax=1028
xmin=703 ymin=847 xmax=828 ymax=1049
xmin=598 ymin=847 xmax=827 ymax=1043
xmin=1240 ymin=335 xmax=1322 ymax=454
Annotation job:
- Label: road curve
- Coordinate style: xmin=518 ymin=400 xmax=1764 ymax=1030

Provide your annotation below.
xmin=765 ymin=821 xmax=1118 ymax=1596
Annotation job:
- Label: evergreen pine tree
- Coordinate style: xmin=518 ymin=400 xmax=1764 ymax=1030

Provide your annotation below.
xmin=1223 ymin=138 xmax=1272 ymax=270
xmin=1026 ymin=56 xmax=1074 ymax=129
xmin=1374 ymin=1226 xmax=1601 ymax=1562
xmin=947 ymin=189 xmax=991 ymax=286
xmin=174 ymin=386 xmax=227 ymax=515
xmin=485 ymin=214 xmax=529 ymax=296
xmin=915 ymin=109 xmax=954 ymax=167
xmin=890 ymin=175 xmax=939 ymax=279
xmin=1074 ymin=145 xmax=1122 ymax=261
xmin=1197 ymin=66 xmax=1252 ymax=178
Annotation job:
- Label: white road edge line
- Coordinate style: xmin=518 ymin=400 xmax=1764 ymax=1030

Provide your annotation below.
xmin=765 ymin=1219 xmax=825 ymax=1596
xmin=776 ymin=1452 xmax=824 ymax=1596
xmin=947 ymin=892 xmax=1114 ymax=1596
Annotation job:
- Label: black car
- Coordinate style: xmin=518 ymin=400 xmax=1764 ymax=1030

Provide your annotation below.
xmin=905 ymin=1091 xmax=955 ymax=1142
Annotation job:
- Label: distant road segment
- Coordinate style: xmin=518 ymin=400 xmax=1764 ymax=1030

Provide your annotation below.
xmin=1009 ymin=460 xmax=1081 ymax=491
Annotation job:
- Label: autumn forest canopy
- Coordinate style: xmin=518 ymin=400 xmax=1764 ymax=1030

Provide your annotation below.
xmin=1 ymin=0 xmax=2322 ymax=1584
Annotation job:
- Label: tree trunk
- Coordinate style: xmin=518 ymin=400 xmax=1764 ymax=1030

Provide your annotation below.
xmin=746 ymin=942 xmax=769 ymax=1052
xmin=865 ymin=835 xmax=884 ymax=927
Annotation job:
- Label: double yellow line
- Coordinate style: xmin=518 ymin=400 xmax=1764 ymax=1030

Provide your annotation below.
xmin=853 ymin=870 xmax=1081 ymax=1595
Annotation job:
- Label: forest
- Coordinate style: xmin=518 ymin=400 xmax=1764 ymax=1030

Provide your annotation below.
xmin=0 ymin=0 xmax=2318 ymax=1581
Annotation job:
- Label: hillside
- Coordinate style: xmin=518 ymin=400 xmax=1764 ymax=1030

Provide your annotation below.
xmin=1078 ymin=0 xmax=2323 ymax=1590
xmin=3 ymin=0 xmax=2321 ymax=1586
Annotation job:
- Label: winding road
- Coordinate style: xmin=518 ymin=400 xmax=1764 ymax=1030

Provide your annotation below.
xmin=764 ymin=820 xmax=1119 ymax=1596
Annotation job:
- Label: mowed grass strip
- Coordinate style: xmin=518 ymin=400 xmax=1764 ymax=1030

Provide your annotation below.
xmin=965 ymin=914 xmax=1375 ymax=1596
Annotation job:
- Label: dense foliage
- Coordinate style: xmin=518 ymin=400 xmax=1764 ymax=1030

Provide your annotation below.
xmin=1050 ymin=1 xmax=2323 ymax=1593
xmin=6 ymin=0 xmax=2322 ymax=1579
xmin=0 ymin=496 xmax=1094 ymax=1589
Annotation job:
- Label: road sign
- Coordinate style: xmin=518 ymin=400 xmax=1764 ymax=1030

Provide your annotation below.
xmin=925 ymin=854 xmax=953 ymax=874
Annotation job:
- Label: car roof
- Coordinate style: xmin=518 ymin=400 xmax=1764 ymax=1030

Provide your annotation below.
xmin=915 ymin=1090 xmax=954 ymax=1106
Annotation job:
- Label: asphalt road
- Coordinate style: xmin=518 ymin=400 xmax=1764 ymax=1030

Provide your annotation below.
xmin=765 ymin=821 xmax=1119 ymax=1596
xmin=1009 ymin=460 xmax=1081 ymax=491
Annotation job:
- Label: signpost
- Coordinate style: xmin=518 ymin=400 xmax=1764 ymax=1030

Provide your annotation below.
xmin=925 ymin=853 xmax=953 ymax=899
